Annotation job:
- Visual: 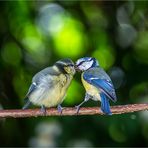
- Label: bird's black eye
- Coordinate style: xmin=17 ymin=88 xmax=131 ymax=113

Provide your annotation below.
xmin=68 ymin=64 xmax=74 ymax=66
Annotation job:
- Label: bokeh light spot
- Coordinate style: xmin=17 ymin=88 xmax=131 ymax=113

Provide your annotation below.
xmin=109 ymin=67 xmax=125 ymax=89
xmin=37 ymin=3 xmax=65 ymax=35
xmin=134 ymin=31 xmax=148 ymax=64
xmin=21 ymin=23 xmax=49 ymax=66
xmin=65 ymin=80 xmax=84 ymax=105
xmin=13 ymin=69 xmax=32 ymax=102
xmin=53 ymin=18 xmax=87 ymax=57
xmin=116 ymin=24 xmax=137 ymax=48
xmin=92 ymin=46 xmax=115 ymax=70
xmin=129 ymin=82 xmax=148 ymax=100
xmin=109 ymin=123 xmax=127 ymax=143
xmin=1 ymin=42 xmax=22 ymax=66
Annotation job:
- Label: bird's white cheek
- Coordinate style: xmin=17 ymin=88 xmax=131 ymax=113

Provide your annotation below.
xmin=78 ymin=65 xmax=85 ymax=71
xmin=78 ymin=61 xmax=94 ymax=71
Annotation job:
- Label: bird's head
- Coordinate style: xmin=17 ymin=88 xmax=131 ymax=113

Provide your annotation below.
xmin=55 ymin=58 xmax=75 ymax=75
xmin=75 ymin=57 xmax=99 ymax=72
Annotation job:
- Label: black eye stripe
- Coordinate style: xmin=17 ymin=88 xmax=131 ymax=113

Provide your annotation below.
xmin=68 ymin=64 xmax=74 ymax=66
xmin=89 ymin=58 xmax=93 ymax=61
xmin=77 ymin=58 xmax=93 ymax=66
xmin=77 ymin=61 xmax=85 ymax=67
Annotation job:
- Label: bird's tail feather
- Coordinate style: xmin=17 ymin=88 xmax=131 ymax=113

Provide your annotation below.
xmin=100 ymin=93 xmax=112 ymax=115
xmin=22 ymin=98 xmax=32 ymax=109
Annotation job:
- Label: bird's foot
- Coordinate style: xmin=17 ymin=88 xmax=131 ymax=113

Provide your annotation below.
xmin=57 ymin=104 xmax=64 ymax=115
xmin=40 ymin=105 xmax=46 ymax=116
xmin=75 ymin=105 xmax=81 ymax=115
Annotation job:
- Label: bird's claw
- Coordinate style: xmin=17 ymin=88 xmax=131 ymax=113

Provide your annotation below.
xmin=57 ymin=104 xmax=64 ymax=115
xmin=40 ymin=105 xmax=46 ymax=116
xmin=75 ymin=105 xmax=81 ymax=115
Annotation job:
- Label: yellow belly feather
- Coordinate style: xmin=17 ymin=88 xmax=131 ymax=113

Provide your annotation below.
xmin=30 ymin=74 xmax=72 ymax=107
xmin=81 ymin=73 xmax=100 ymax=101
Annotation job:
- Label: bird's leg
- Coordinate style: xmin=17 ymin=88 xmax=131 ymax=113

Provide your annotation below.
xmin=57 ymin=104 xmax=64 ymax=115
xmin=75 ymin=93 xmax=91 ymax=114
xmin=75 ymin=101 xmax=86 ymax=114
xmin=40 ymin=105 xmax=46 ymax=115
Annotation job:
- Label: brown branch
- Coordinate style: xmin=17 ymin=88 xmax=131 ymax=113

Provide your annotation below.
xmin=0 ymin=104 xmax=148 ymax=118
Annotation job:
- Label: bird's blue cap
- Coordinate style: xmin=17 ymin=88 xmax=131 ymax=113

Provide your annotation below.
xmin=75 ymin=57 xmax=99 ymax=71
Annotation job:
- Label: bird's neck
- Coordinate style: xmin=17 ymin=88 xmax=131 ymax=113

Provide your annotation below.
xmin=92 ymin=61 xmax=99 ymax=67
xmin=86 ymin=65 xmax=98 ymax=71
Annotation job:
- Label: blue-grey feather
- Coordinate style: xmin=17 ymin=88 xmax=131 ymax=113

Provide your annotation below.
xmin=83 ymin=67 xmax=117 ymax=102
xmin=91 ymin=79 xmax=116 ymax=102
xmin=25 ymin=83 xmax=37 ymax=98
xmin=32 ymin=67 xmax=60 ymax=84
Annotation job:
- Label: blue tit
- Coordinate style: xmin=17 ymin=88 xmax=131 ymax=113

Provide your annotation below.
xmin=23 ymin=58 xmax=75 ymax=114
xmin=75 ymin=57 xmax=117 ymax=115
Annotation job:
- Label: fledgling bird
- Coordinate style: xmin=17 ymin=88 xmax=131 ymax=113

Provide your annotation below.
xmin=75 ymin=57 xmax=117 ymax=115
xmin=23 ymin=59 xmax=75 ymax=114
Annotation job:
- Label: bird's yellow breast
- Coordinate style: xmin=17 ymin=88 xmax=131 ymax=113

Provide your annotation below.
xmin=30 ymin=73 xmax=73 ymax=107
xmin=81 ymin=73 xmax=100 ymax=101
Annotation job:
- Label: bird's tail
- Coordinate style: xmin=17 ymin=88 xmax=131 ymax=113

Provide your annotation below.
xmin=22 ymin=98 xmax=32 ymax=109
xmin=100 ymin=93 xmax=112 ymax=115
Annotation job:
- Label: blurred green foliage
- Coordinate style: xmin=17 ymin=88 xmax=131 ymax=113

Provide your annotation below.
xmin=0 ymin=1 xmax=148 ymax=147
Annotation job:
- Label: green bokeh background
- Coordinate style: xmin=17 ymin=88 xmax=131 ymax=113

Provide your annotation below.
xmin=0 ymin=1 xmax=148 ymax=147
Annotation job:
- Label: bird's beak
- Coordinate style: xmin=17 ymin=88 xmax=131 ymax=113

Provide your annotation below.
xmin=74 ymin=64 xmax=81 ymax=72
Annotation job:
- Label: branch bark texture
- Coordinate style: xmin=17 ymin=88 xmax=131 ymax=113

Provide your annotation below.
xmin=0 ymin=104 xmax=148 ymax=118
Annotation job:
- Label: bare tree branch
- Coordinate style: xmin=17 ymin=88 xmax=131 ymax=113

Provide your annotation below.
xmin=0 ymin=104 xmax=148 ymax=118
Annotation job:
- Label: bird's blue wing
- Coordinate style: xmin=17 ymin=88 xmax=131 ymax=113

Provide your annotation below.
xmin=83 ymin=72 xmax=117 ymax=102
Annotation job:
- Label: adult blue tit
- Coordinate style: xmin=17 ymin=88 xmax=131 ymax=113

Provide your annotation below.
xmin=75 ymin=57 xmax=117 ymax=115
xmin=23 ymin=58 xmax=75 ymax=114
